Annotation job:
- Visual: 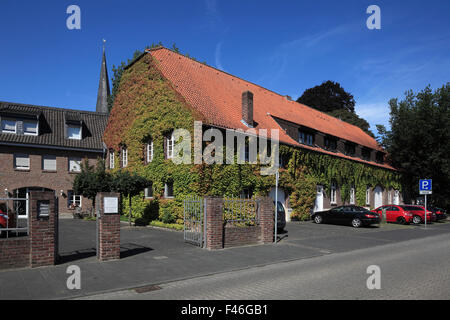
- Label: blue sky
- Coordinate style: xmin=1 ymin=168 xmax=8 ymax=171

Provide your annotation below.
xmin=1 ymin=0 xmax=449 ymax=132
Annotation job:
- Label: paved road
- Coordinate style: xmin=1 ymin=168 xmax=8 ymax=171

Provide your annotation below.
xmin=1 ymin=220 xmax=449 ymax=299
xmin=79 ymin=231 xmax=450 ymax=300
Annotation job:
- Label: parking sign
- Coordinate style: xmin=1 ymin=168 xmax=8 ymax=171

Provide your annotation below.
xmin=419 ymin=179 xmax=432 ymax=195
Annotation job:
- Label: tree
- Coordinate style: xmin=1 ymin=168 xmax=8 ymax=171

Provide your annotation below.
xmin=73 ymin=158 xmax=112 ymax=215
xmin=297 ymin=81 xmax=374 ymax=137
xmin=111 ymin=170 xmax=149 ymax=226
xmin=377 ymin=83 xmax=450 ymax=211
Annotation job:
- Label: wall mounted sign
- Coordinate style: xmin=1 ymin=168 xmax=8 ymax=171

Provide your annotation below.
xmin=104 ymin=197 xmax=118 ymax=214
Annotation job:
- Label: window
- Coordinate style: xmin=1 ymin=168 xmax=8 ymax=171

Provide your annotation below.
xmin=325 ymin=137 xmax=337 ymax=151
xmin=67 ymin=190 xmax=82 ymax=208
xmin=376 ymin=152 xmax=384 ymax=163
xmin=42 ymin=155 xmax=57 ymax=171
xmin=1 ymin=119 xmax=16 ymax=134
xmin=362 ymin=148 xmax=371 ymax=161
xmin=69 ymin=157 xmax=81 ymax=172
xmin=330 ymin=182 xmax=337 ymax=204
xmin=144 ymin=183 xmax=153 ymax=199
xmin=122 ymin=147 xmax=128 ymax=167
xmin=366 ymin=187 xmax=371 ymax=205
xmin=14 ymin=154 xmax=30 ymax=170
xmin=67 ymin=125 xmax=82 ymax=140
xmin=164 ymin=180 xmax=174 ymax=198
xmin=147 ymin=140 xmax=154 ymax=163
xmin=298 ymin=130 xmax=314 ymax=146
xmin=345 ymin=143 xmax=356 ymax=156
xmin=23 ymin=121 xmax=38 ymax=135
xmin=166 ymin=133 xmax=174 ymax=159
xmin=109 ymin=150 xmax=115 ymax=169
xmin=350 ymin=186 xmax=355 ymax=205
xmin=240 ymin=188 xmax=253 ymax=199
xmin=388 ymin=190 xmax=392 ymax=204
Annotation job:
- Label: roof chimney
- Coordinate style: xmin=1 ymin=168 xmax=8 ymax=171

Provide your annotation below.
xmin=242 ymin=91 xmax=254 ymax=127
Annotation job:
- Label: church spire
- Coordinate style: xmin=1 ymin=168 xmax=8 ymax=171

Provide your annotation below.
xmin=96 ymin=40 xmax=110 ymax=114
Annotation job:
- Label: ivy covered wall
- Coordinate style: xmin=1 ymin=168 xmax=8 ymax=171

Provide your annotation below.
xmin=103 ymin=53 xmax=403 ymax=224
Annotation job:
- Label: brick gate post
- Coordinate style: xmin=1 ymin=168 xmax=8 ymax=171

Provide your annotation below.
xmin=205 ymin=197 xmax=224 ymax=250
xmin=96 ymin=192 xmax=121 ymax=261
xmin=259 ymin=197 xmax=274 ymax=244
xmin=29 ymin=191 xmax=57 ymax=267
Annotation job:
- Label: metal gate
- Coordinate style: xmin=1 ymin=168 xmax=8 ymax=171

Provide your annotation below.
xmin=0 ymin=196 xmax=29 ymax=238
xmin=183 ymin=196 xmax=206 ymax=247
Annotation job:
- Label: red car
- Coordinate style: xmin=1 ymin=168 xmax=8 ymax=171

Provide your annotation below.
xmin=400 ymin=205 xmax=436 ymax=224
xmin=0 ymin=209 xmax=8 ymax=235
xmin=372 ymin=205 xmax=414 ymax=224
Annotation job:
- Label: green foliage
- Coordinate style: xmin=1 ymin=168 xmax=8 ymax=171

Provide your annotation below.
xmin=150 ymin=220 xmax=184 ymax=231
xmin=297 ymin=80 xmax=374 ymax=137
xmin=104 ymin=51 xmax=402 ymax=226
xmin=73 ymin=158 xmax=112 ymax=207
xmin=377 ymin=83 xmax=450 ymax=211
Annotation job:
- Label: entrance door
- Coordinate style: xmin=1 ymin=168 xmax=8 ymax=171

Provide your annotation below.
xmin=374 ymin=186 xmax=383 ymax=208
xmin=314 ymin=186 xmax=324 ymax=212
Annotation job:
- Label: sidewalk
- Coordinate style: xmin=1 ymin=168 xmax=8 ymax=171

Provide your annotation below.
xmin=0 ymin=220 xmax=449 ymax=300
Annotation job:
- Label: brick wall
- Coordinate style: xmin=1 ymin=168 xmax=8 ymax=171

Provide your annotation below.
xmin=0 ymin=237 xmax=30 ymax=269
xmin=96 ymin=192 xmax=121 ymax=261
xmin=29 ymin=191 xmax=57 ymax=267
xmin=205 ymin=197 xmax=274 ymax=249
xmin=223 ymin=225 xmax=261 ymax=248
xmin=0 ymin=145 xmax=101 ymax=215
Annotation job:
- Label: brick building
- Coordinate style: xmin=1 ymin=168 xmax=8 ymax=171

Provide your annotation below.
xmin=103 ymin=46 xmax=403 ymax=223
xmin=0 ymin=48 xmax=110 ymax=216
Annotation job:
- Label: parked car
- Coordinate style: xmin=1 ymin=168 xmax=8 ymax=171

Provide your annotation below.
xmin=400 ymin=205 xmax=436 ymax=224
xmin=371 ymin=205 xmax=414 ymax=224
xmin=274 ymin=201 xmax=286 ymax=232
xmin=312 ymin=205 xmax=380 ymax=228
xmin=0 ymin=208 xmax=8 ymax=236
xmin=427 ymin=206 xmax=447 ymax=221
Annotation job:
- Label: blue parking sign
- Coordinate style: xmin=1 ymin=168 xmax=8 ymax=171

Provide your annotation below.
xmin=419 ymin=179 xmax=432 ymax=191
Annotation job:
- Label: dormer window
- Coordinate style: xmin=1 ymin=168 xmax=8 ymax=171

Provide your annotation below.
xmin=23 ymin=120 xmax=38 ymax=136
xmin=324 ymin=137 xmax=337 ymax=151
xmin=298 ymin=130 xmax=314 ymax=146
xmin=1 ymin=119 xmax=16 ymax=134
xmin=67 ymin=124 xmax=82 ymax=140
xmin=361 ymin=148 xmax=371 ymax=161
xmin=344 ymin=143 xmax=356 ymax=156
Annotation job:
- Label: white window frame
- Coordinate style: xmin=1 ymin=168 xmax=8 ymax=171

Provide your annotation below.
xmin=166 ymin=133 xmax=174 ymax=159
xmin=1 ymin=119 xmax=17 ymax=134
xmin=122 ymin=147 xmax=128 ymax=167
xmin=14 ymin=154 xmax=30 ymax=170
xmin=69 ymin=157 xmax=82 ymax=172
xmin=366 ymin=187 xmax=371 ymax=205
xmin=147 ymin=140 xmax=154 ymax=163
xmin=23 ymin=120 xmax=38 ymax=136
xmin=42 ymin=155 xmax=57 ymax=171
xmin=330 ymin=182 xmax=337 ymax=204
xmin=164 ymin=181 xmax=174 ymax=198
xmin=350 ymin=186 xmax=355 ymax=205
xmin=68 ymin=190 xmax=82 ymax=208
xmin=67 ymin=125 xmax=82 ymax=140
xmin=109 ymin=151 xmax=115 ymax=169
xmin=388 ymin=189 xmax=392 ymax=204
xmin=144 ymin=183 xmax=153 ymax=199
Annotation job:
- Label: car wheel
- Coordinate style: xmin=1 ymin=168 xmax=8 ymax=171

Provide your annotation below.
xmin=351 ymin=218 xmax=362 ymax=228
xmin=412 ymin=215 xmax=422 ymax=224
xmin=314 ymin=215 xmax=323 ymax=224
xmin=397 ymin=217 xmax=406 ymax=224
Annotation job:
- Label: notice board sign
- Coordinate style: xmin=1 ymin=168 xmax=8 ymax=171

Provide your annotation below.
xmin=103 ymin=197 xmax=119 ymax=214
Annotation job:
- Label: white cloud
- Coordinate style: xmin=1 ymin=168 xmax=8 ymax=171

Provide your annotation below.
xmin=355 ymin=102 xmax=390 ymax=131
xmin=215 ymin=41 xmax=225 ymax=71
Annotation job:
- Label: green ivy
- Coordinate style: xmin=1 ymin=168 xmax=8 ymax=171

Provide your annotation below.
xmin=104 ymin=53 xmax=403 ymax=225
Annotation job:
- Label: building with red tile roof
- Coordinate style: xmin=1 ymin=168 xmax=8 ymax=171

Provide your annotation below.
xmin=104 ymin=46 xmax=402 ymax=220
